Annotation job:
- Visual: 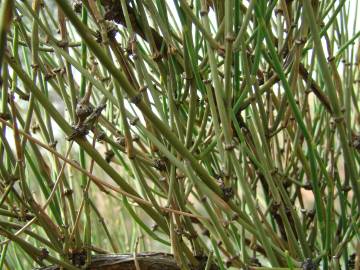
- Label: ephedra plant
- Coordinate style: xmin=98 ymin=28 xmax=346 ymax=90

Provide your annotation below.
xmin=0 ymin=0 xmax=359 ymax=269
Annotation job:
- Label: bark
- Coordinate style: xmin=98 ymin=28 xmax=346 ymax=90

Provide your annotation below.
xmin=35 ymin=252 xmax=218 ymax=270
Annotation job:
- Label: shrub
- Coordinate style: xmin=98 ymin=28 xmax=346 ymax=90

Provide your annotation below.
xmin=0 ymin=0 xmax=359 ymax=269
